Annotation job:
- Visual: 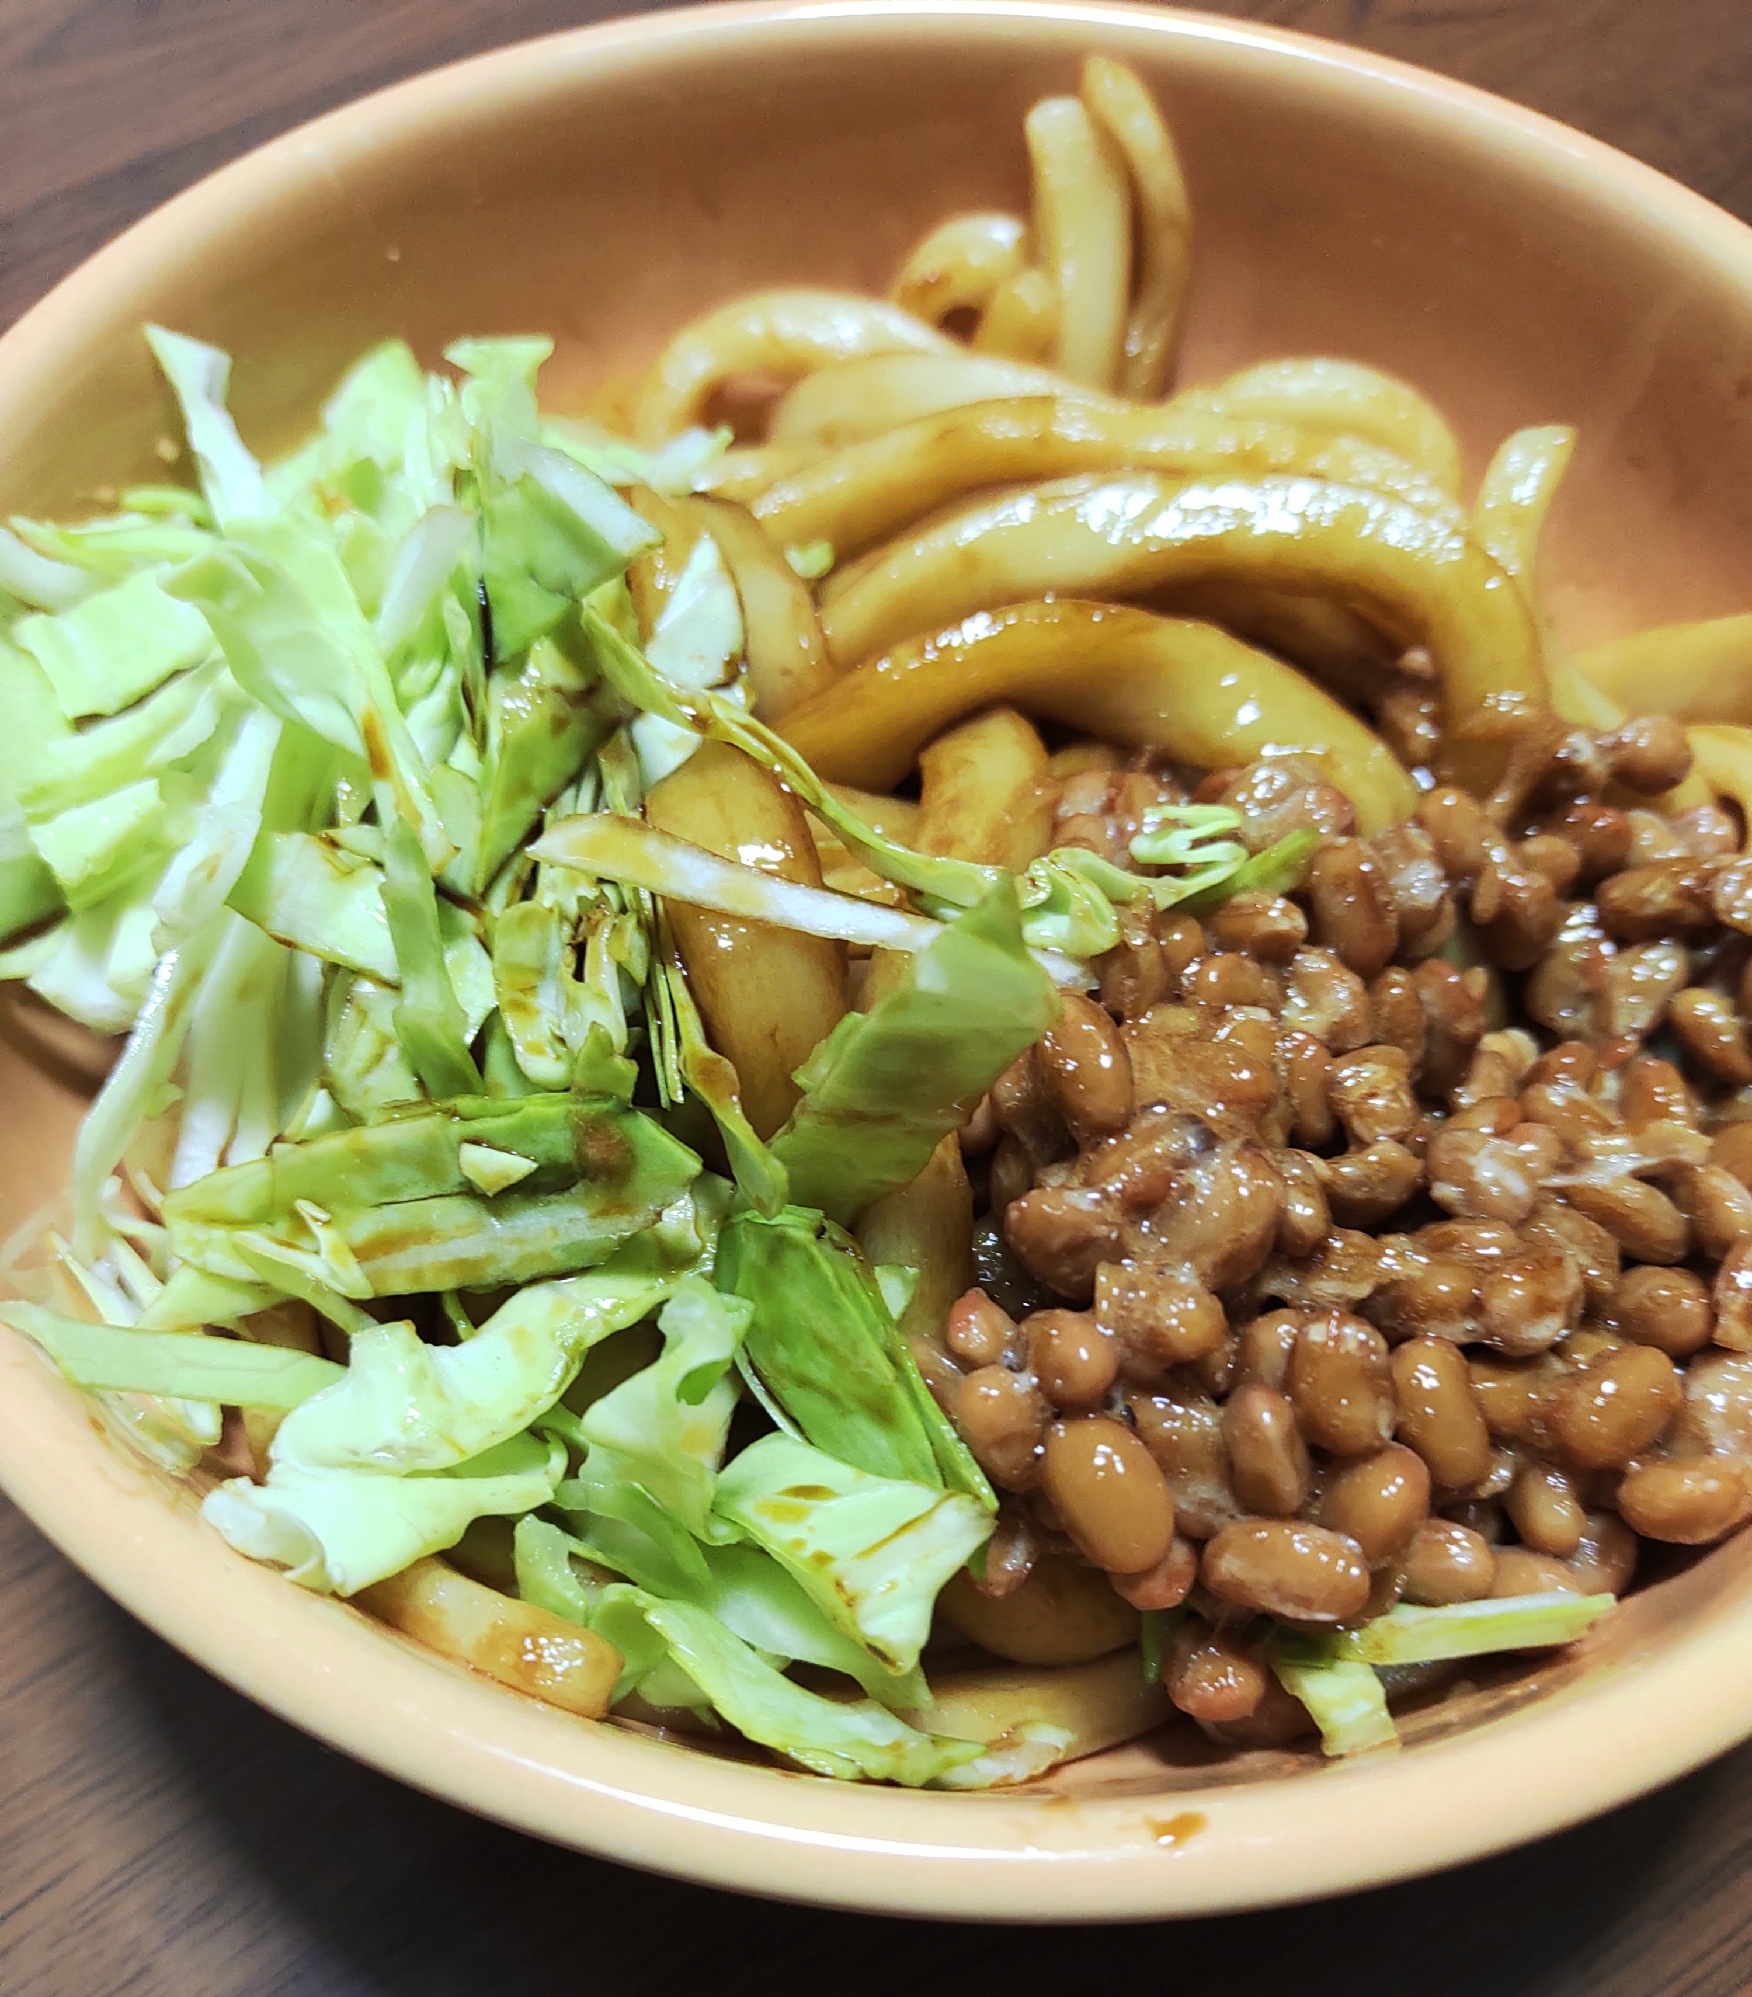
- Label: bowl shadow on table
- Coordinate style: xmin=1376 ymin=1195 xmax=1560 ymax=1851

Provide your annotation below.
xmin=94 ymin=1579 xmax=1745 ymax=1997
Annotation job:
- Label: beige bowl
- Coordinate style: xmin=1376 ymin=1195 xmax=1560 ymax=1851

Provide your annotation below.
xmin=4 ymin=0 xmax=1752 ymax=1923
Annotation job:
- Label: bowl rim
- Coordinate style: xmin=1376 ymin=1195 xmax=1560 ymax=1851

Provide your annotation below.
xmin=6 ymin=0 xmax=1752 ymax=1924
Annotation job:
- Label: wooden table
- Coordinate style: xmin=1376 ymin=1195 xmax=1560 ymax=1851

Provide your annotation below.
xmin=6 ymin=2 xmax=1752 ymax=1989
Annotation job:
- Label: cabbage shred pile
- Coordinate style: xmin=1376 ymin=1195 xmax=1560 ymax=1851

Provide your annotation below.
xmin=0 ymin=329 xmax=1118 ymax=1784
xmin=0 ymin=329 xmax=1575 ymax=1781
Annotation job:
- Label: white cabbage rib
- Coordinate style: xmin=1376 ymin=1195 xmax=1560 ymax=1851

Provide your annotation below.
xmin=532 ymin=811 xmax=1091 ymax=987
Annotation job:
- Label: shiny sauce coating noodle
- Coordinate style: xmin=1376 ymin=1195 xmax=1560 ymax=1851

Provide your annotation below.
xmin=605 ymin=54 xmax=1752 ymax=1776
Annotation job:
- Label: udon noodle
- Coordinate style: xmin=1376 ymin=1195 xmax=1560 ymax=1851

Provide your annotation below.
xmin=589 ymin=55 xmax=1752 ymax=1760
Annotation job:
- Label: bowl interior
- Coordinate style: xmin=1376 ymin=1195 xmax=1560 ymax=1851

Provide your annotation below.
xmin=6 ymin=0 xmax=1752 ymax=1920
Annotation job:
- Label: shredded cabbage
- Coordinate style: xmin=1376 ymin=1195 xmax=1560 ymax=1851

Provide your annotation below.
xmin=0 ymin=313 xmax=1536 ymax=1792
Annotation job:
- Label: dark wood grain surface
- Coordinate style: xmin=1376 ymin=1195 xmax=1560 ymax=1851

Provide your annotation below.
xmin=6 ymin=3 xmax=1752 ymax=1991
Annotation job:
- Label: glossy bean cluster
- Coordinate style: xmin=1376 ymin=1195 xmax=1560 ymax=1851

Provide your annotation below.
xmin=940 ymin=731 xmax=1752 ymax=1748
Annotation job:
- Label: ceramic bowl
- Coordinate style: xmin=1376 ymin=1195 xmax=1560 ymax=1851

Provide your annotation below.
xmin=5 ymin=0 xmax=1752 ymax=1923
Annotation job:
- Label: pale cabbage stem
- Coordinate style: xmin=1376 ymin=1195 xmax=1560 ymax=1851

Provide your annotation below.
xmin=750 ymin=396 xmax=1456 ymax=557
xmin=632 ymin=290 xmax=954 ymax=445
xmin=1025 ymin=96 xmax=1131 ymax=390
xmin=779 ymin=598 xmax=1420 ymax=834
xmin=890 ymin=212 xmax=1028 ymax=327
xmin=530 ymin=814 xmax=1094 ymax=989
xmin=1080 ymin=54 xmax=1193 ymax=399
xmin=816 ymin=473 xmax=1546 ymax=782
